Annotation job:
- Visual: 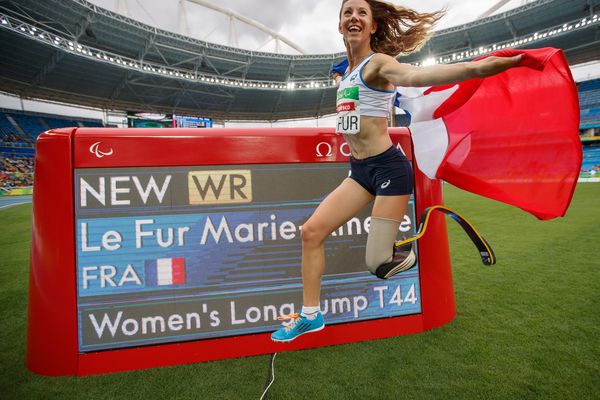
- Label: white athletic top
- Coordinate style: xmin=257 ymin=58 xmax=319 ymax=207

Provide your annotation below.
xmin=336 ymin=53 xmax=395 ymax=134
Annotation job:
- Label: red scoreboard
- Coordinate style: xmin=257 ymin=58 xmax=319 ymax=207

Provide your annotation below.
xmin=27 ymin=128 xmax=455 ymax=375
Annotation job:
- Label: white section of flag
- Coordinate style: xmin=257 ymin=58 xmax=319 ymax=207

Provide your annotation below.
xmin=157 ymin=258 xmax=174 ymax=286
xmin=410 ymin=119 xmax=450 ymax=179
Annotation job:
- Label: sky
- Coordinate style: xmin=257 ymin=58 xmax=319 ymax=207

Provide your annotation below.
xmin=88 ymin=0 xmax=525 ymax=54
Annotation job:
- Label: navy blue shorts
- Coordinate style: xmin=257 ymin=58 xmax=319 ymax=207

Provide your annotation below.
xmin=349 ymin=146 xmax=413 ymax=196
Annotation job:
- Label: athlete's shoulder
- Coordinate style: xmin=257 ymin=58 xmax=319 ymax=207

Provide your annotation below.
xmin=367 ymin=53 xmax=398 ymax=73
xmin=371 ymin=53 xmax=397 ymax=64
xmin=364 ymin=53 xmax=398 ymax=79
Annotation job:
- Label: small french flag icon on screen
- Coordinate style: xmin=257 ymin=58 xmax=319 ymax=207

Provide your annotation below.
xmin=145 ymin=257 xmax=186 ymax=286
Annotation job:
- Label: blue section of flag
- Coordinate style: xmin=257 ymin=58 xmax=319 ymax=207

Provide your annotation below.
xmin=331 ymin=59 xmax=348 ymax=76
xmin=144 ymin=259 xmax=158 ymax=287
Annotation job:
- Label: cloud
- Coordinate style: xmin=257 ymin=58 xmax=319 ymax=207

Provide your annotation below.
xmin=87 ymin=0 xmax=517 ymax=54
xmin=218 ymin=0 xmax=322 ymax=31
xmin=279 ymin=2 xmax=345 ymax=54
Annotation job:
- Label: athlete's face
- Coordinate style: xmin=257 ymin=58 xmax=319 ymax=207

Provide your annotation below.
xmin=339 ymin=0 xmax=377 ymax=47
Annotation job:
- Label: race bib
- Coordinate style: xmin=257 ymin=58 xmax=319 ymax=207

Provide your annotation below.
xmin=336 ymin=86 xmax=360 ymax=134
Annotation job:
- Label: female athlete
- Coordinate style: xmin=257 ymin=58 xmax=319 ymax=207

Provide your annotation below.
xmin=272 ymin=0 xmax=521 ymax=342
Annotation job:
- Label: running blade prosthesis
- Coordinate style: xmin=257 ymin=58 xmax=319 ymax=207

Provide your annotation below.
xmin=398 ymin=205 xmax=496 ymax=266
xmin=375 ymin=205 xmax=496 ymax=279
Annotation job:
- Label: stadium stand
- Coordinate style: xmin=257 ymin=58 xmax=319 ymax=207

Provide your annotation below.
xmin=0 ymin=109 xmax=104 ymax=143
xmin=43 ymin=116 xmax=102 ymax=129
xmin=579 ymin=79 xmax=600 ymax=129
xmin=0 ymin=147 xmax=34 ymax=192
xmin=0 ymin=0 xmax=598 ymax=190
xmin=0 ymin=112 xmax=27 ymax=145
xmin=42 ymin=117 xmax=76 ymax=129
xmin=0 ymin=0 xmax=598 ymax=121
xmin=8 ymin=112 xmax=46 ymax=141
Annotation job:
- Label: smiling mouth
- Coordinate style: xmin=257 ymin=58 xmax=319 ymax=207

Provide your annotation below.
xmin=348 ymin=25 xmax=362 ymax=33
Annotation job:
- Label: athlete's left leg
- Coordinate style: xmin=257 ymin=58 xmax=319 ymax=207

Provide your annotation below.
xmin=365 ymin=195 xmax=416 ymax=278
xmin=372 ymin=194 xmax=410 ymax=221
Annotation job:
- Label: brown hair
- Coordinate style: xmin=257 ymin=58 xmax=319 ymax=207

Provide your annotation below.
xmin=340 ymin=0 xmax=444 ymax=56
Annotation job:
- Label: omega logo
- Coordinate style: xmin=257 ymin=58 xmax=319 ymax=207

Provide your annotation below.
xmin=316 ymin=142 xmax=351 ymax=158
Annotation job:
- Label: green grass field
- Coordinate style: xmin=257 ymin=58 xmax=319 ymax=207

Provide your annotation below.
xmin=2 ymin=184 xmax=599 ymax=399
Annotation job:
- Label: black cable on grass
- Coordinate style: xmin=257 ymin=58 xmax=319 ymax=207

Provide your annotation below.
xmin=259 ymin=353 xmax=277 ymax=400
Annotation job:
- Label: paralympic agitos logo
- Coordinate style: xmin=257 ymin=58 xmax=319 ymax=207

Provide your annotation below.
xmin=89 ymin=142 xmax=114 ymax=158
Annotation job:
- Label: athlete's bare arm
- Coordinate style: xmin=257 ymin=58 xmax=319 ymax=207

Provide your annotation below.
xmin=373 ymin=53 xmax=522 ymax=88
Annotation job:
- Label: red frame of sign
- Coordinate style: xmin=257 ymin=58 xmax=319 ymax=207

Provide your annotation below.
xmin=26 ymin=128 xmax=454 ymax=376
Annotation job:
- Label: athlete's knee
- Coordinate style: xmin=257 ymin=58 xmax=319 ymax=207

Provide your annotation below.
xmin=300 ymin=219 xmax=327 ymax=246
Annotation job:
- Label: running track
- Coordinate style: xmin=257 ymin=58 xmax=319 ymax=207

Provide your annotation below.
xmin=0 ymin=195 xmax=32 ymax=210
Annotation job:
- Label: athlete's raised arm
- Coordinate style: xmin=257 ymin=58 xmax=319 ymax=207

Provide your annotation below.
xmin=374 ymin=53 xmax=522 ymax=87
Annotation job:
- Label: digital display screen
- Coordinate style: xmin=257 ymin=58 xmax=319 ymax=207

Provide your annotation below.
xmin=74 ymin=163 xmax=421 ymax=352
xmin=173 ymin=115 xmax=213 ymax=128
xmin=127 ymin=112 xmax=173 ymax=128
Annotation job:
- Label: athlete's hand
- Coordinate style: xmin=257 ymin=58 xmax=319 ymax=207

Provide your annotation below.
xmin=331 ymin=71 xmax=342 ymax=86
xmin=471 ymin=54 xmax=522 ymax=78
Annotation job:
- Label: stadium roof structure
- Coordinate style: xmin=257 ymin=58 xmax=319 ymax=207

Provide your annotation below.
xmin=0 ymin=0 xmax=599 ymax=121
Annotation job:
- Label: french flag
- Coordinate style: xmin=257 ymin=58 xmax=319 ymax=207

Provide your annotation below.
xmin=396 ymin=48 xmax=582 ymax=220
xmin=145 ymin=257 xmax=186 ymax=286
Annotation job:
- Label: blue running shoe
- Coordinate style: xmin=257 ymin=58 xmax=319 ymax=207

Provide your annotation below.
xmin=271 ymin=312 xmax=325 ymax=342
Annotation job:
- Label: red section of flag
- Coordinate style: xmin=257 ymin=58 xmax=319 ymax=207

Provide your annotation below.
xmin=171 ymin=258 xmax=186 ymax=285
xmin=336 ymin=102 xmax=356 ymax=113
xmin=432 ymin=48 xmax=581 ymax=220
